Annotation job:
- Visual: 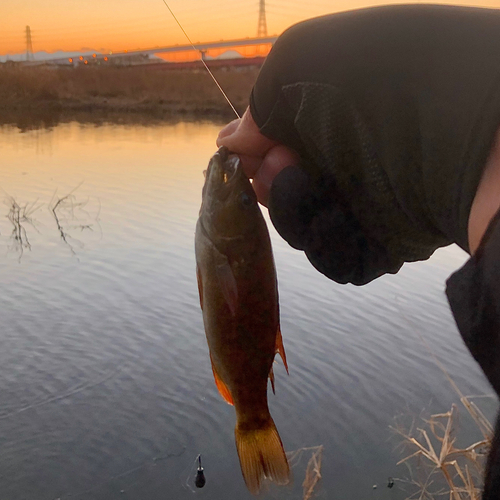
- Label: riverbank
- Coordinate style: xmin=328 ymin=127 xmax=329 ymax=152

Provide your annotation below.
xmin=0 ymin=65 xmax=258 ymax=125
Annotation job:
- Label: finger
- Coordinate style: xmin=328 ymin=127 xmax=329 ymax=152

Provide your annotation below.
xmin=238 ymin=154 xmax=263 ymax=179
xmin=253 ymin=145 xmax=301 ymax=206
xmin=216 ymin=118 xmax=240 ymax=144
xmin=252 ymin=177 xmax=270 ymax=207
xmin=217 ymin=108 xmax=277 ymax=156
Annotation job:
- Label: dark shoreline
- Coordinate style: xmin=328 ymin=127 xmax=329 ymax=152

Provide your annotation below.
xmin=0 ymin=65 xmax=257 ymax=130
xmin=0 ymin=102 xmax=238 ymax=131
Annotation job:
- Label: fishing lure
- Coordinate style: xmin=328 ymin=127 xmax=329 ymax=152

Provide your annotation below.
xmin=195 ymin=455 xmax=206 ymax=488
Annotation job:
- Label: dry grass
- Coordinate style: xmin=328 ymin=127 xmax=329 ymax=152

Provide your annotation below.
xmin=392 ymin=327 xmax=494 ymax=499
xmin=0 ymin=64 xmax=258 ymax=116
xmin=286 ymin=399 xmax=491 ymax=500
xmin=286 ymin=445 xmax=324 ymax=499
xmin=393 ymin=401 xmax=492 ymax=500
xmin=301 ymin=446 xmax=324 ymax=500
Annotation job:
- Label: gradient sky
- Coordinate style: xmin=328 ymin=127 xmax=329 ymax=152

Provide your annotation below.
xmin=2 ymin=0 xmax=500 ymax=55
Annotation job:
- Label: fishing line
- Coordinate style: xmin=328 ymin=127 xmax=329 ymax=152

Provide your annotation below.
xmin=161 ymin=0 xmax=241 ymax=119
xmin=182 ymin=454 xmax=204 ymax=493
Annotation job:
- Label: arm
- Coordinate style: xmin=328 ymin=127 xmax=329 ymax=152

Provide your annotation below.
xmin=469 ymin=127 xmax=500 ymax=254
xmin=221 ymin=5 xmax=500 ymax=285
xmin=220 ymin=108 xmax=500 ymax=258
xmin=220 ymin=5 xmax=500 ymax=286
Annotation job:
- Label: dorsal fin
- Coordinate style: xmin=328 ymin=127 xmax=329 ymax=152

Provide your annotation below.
xmin=210 ymin=354 xmax=234 ymax=405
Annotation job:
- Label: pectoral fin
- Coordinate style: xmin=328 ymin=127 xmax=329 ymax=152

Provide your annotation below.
xmin=210 ymin=354 xmax=234 ymax=406
xmin=214 ymin=254 xmax=238 ymax=317
xmin=276 ymin=326 xmax=289 ymax=374
xmin=196 ymin=264 xmax=203 ymax=310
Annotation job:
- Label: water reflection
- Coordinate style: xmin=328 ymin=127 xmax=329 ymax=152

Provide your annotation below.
xmin=0 ymin=108 xmax=228 ymax=133
xmin=5 ymin=196 xmax=40 ymax=259
xmin=0 ymin=119 xmax=496 ymax=500
xmin=2 ymin=186 xmax=101 ymax=261
xmin=0 ymin=107 xmax=66 ymax=132
xmin=49 ymin=184 xmax=102 ymax=257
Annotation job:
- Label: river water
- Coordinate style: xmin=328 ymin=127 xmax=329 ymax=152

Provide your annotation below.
xmin=0 ymin=119 xmax=496 ymax=500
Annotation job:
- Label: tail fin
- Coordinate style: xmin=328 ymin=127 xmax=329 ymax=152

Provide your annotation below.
xmin=235 ymin=417 xmax=290 ymax=495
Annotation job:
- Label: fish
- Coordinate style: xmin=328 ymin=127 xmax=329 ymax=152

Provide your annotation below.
xmin=195 ymin=146 xmax=290 ymax=494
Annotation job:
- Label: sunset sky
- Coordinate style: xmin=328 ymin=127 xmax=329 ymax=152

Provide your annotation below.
xmin=2 ymin=0 xmax=500 ymax=55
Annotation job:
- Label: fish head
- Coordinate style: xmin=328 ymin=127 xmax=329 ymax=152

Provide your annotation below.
xmin=200 ymin=146 xmax=260 ymax=241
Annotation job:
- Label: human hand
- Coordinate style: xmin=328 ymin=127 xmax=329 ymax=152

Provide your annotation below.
xmin=216 ymin=107 xmax=300 ymax=206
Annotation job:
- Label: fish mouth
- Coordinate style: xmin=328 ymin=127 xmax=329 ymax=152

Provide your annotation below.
xmin=218 ymin=145 xmax=229 ymax=163
xmin=202 ymin=147 xmax=241 ymax=204
xmin=211 ymin=146 xmax=240 ymax=185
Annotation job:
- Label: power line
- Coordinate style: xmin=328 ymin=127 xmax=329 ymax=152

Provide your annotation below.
xmin=22 ymin=3 xmax=251 ymax=34
xmin=17 ymin=12 xmax=257 ymax=50
xmin=269 ymin=0 xmax=335 ymax=8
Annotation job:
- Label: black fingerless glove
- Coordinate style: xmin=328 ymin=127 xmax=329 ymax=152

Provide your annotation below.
xmin=269 ymin=163 xmax=407 ymax=285
xmin=264 ymin=81 xmax=449 ymax=284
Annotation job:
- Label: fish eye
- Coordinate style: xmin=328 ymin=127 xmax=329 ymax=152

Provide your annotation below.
xmin=239 ymin=192 xmax=254 ymax=208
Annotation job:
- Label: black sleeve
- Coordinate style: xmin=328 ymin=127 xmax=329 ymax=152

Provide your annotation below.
xmin=249 ymin=4 xmax=500 ymax=285
xmin=446 ymin=210 xmax=500 ymax=500
xmin=446 ymin=210 xmax=500 ymax=395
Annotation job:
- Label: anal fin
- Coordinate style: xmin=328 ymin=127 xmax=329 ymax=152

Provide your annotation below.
xmin=210 ymin=354 xmax=234 ymax=405
xmin=269 ymin=366 xmax=275 ymax=395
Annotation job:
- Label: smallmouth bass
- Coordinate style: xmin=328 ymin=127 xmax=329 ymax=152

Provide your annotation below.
xmin=195 ymin=146 xmax=290 ymax=494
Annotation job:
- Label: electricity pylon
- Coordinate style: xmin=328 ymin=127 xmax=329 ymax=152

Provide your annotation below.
xmin=257 ymin=0 xmax=267 ymax=37
xmin=25 ymin=26 xmax=34 ymax=61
